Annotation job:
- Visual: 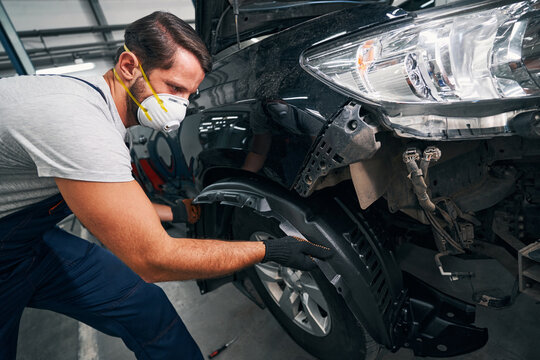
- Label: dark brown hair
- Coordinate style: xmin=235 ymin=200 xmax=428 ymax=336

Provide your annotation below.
xmin=117 ymin=11 xmax=212 ymax=73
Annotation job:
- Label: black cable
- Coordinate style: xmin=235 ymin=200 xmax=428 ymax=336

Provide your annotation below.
xmin=211 ymin=5 xmax=232 ymax=54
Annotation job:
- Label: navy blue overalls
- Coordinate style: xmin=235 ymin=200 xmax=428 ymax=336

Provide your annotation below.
xmin=0 ymin=76 xmax=203 ymax=360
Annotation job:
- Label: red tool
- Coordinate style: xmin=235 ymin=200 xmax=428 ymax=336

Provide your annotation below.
xmin=208 ymin=336 xmax=238 ymax=359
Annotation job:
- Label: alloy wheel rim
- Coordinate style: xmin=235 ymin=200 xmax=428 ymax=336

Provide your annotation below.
xmin=251 ymin=231 xmax=331 ymax=337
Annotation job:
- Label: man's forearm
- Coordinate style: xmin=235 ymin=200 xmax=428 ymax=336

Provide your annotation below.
xmin=153 ymin=203 xmax=173 ymax=222
xmin=142 ymin=236 xmax=266 ymax=282
xmin=142 ymin=203 xmax=262 ymax=281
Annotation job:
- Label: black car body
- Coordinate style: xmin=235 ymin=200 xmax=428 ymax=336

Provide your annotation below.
xmin=130 ymin=0 xmax=540 ymax=358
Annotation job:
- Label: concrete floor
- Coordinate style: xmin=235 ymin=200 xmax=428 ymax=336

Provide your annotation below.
xmin=17 ymin=280 xmax=317 ymax=360
xmin=16 ymin=218 xmax=540 ymax=360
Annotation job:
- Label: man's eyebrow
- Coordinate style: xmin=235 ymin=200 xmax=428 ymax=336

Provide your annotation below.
xmin=166 ymin=82 xmax=187 ymax=91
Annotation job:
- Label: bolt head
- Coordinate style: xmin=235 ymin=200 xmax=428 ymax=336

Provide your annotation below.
xmin=347 ymin=120 xmax=358 ymax=131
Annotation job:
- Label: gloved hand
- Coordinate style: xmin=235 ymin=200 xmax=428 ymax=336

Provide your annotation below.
xmin=171 ymin=198 xmax=201 ymax=224
xmin=262 ymin=236 xmax=333 ymax=271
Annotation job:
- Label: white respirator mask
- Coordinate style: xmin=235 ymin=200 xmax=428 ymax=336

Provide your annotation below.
xmin=113 ymin=45 xmax=189 ymax=133
xmin=136 ymin=93 xmax=188 ymax=132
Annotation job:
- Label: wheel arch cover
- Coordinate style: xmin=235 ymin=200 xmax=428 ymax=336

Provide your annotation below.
xmin=194 ymin=176 xmax=404 ymax=347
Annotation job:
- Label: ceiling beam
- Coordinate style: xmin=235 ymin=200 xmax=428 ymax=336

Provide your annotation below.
xmin=0 ymin=0 xmax=34 ymax=74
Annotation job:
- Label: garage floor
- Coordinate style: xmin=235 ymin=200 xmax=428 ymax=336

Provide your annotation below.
xmin=16 ymin=218 xmax=540 ymax=360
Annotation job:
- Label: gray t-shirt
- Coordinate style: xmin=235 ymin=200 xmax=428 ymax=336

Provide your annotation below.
xmin=0 ymin=74 xmax=133 ymax=219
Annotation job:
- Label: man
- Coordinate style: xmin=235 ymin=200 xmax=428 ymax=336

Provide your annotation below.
xmin=0 ymin=11 xmax=332 ymax=360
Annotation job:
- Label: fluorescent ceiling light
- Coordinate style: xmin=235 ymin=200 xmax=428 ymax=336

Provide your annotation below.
xmin=36 ymin=62 xmax=95 ymax=75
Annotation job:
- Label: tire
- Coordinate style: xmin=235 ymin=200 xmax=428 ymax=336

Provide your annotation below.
xmin=232 ymin=206 xmax=380 ymax=360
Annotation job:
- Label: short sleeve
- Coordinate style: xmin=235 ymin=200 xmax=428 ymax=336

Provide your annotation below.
xmin=8 ymin=94 xmax=133 ymax=182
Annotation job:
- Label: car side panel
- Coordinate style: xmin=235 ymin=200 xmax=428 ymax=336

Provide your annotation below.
xmin=184 ymin=4 xmax=401 ymax=191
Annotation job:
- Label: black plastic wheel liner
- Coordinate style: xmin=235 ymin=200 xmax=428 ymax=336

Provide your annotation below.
xmin=194 ymin=176 xmax=404 ymax=346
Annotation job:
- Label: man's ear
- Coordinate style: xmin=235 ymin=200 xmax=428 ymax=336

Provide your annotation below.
xmin=116 ymin=51 xmax=140 ymax=82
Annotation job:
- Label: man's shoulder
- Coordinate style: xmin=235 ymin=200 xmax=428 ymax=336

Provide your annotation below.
xmin=0 ymin=74 xmax=125 ymax=142
xmin=0 ymin=75 xmax=106 ymax=107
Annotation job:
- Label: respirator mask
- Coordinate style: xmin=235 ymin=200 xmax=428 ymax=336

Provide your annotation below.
xmin=113 ymin=45 xmax=189 ymax=133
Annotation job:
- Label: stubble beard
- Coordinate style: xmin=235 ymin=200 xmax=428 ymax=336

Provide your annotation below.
xmin=126 ymin=76 xmax=147 ymax=127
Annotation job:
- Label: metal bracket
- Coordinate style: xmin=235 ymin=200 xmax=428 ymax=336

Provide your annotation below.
xmin=294 ymin=104 xmax=380 ymax=197
xmin=434 ymin=252 xmax=474 ymax=282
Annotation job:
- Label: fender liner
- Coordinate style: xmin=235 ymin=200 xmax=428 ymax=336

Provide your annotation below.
xmin=194 ymin=177 xmax=404 ymax=347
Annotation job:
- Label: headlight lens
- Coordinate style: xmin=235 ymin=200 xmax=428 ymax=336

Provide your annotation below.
xmin=301 ymin=1 xmax=540 ymax=139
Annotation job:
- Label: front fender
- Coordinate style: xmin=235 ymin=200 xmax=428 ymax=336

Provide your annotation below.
xmin=194 ymin=177 xmax=404 ymax=347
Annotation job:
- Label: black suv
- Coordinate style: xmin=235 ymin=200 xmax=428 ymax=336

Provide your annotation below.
xmin=130 ymin=1 xmax=540 ymax=359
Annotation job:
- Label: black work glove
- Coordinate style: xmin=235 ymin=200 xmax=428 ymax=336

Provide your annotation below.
xmin=262 ymin=236 xmax=333 ymax=271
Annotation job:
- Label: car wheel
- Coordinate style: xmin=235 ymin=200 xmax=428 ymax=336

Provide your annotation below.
xmin=233 ymin=207 xmax=380 ymax=360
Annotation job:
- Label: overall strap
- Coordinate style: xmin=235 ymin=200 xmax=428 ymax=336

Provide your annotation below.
xmin=38 ymin=74 xmax=107 ymax=103
xmin=57 ymin=74 xmax=107 ymax=102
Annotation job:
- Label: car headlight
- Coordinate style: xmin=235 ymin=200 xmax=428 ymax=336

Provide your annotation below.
xmin=301 ymin=0 xmax=540 ymax=139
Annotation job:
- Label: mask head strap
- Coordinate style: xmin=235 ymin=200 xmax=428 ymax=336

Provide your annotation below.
xmin=124 ymin=44 xmax=168 ymax=113
xmin=113 ymin=67 xmax=153 ymax=122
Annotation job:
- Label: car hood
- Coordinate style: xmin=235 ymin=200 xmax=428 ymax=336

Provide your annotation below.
xmin=195 ymin=0 xmax=392 ymax=54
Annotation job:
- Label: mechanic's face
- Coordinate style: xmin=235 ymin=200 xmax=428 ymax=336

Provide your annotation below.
xmin=127 ymin=47 xmax=205 ymax=121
